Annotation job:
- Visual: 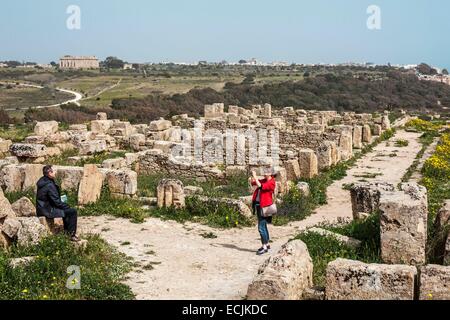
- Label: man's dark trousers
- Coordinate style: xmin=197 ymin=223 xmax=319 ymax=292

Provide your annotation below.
xmin=63 ymin=208 xmax=78 ymax=236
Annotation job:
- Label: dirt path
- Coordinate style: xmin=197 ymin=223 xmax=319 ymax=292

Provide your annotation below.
xmin=79 ymin=130 xmax=422 ymax=300
xmin=1 ymin=82 xmax=83 ymax=110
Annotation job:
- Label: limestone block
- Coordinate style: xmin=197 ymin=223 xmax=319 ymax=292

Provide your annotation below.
xmin=9 ymin=143 xmax=47 ymax=158
xmin=353 ymin=126 xmax=363 ymax=149
xmin=78 ymin=164 xmax=103 ymax=205
xmin=149 ymin=119 xmax=172 ymax=132
xmin=325 ymin=258 xmax=416 ymax=300
xmin=382 ymin=115 xmax=391 ymax=130
xmin=284 ymin=159 xmax=301 ymax=181
xmin=22 ymin=164 xmax=43 ymax=192
xmin=247 ymin=240 xmax=313 ymax=300
xmin=2 ymin=217 xmax=22 ymax=238
xmin=102 ymin=158 xmax=126 ymax=170
xmin=362 ymin=124 xmax=372 ymax=143
xmin=54 ymin=166 xmax=84 ymax=191
xmin=339 ymin=133 xmax=353 ymax=161
xmin=307 ymin=227 xmax=361 ymax=248
xmin=379 ymin=183 xmax=428 ymax=265
xmin=350 ymin=182 xmax=395 ymax=220
xmin=298 ymin=149 xmax=318 ymax=179
xmin=34 ymin=121 xmax=58 ymax=136
xmin=0 ymin=139 xmax=12 ymax=153
xmin=157 ymin=179 xmax=185 ymax=209
xmin=96 ymin=112 xmax=108 ymax=120
xmin=105 ymin=169 xmax=138 ymax=196
xmin=373 ymin=124 xmax=382 ymax=136
xmin=78 ymin=140 xmax=107 ymax=155
xmin=17 ymin=217 xmax=49 ymax=247
xmin=1 ymin=164 xmax=23 ymax=192
xmin=90 ymin=120 xmax=113 ymax=134
xmin=419 ymin=265 xmax=450 ymax=300
xmin=11 ymin=197 xmax=36 ymax=217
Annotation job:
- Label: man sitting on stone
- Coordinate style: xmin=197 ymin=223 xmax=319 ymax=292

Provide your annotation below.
xmin=36 ymin=165 xmax=80 ymax=242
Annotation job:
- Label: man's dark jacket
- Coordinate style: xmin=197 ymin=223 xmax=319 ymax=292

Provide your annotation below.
xmin=36 ymin=176 xmax=69 ymax=218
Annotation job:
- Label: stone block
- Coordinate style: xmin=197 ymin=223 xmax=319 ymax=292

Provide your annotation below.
xmin=11 ymin=197 xmax=36 ymax=217
xmin=325 ymin=258 xmax=416 ymax=300
xmin=247 ymin=240 xmax=313 ymax=300
xmin=298 ymin=149 xmax=318 ymax=179
xmin=379 ymin=183 xmax=428 ymax=265
xmin=78 ymin=164 xmax=103 ymax=205
xmin=9 ymin=143 xmax=47 ymax=158
xmin=34 ymin=121 xmax=58 ymax=136
xmin=419 ymin=265 xmax=450 ymax=300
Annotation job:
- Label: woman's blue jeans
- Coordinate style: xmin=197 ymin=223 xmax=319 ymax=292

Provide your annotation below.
xmin=254 ymin=203 xmax=270 ymax=245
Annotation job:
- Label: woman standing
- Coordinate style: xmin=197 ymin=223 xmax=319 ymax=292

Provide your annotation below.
xmin=249 ymin=168 xmax=277 ymax=255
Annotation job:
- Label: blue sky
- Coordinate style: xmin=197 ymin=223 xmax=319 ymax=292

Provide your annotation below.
xmin=0 ymin=0 xmax=449 ymax=69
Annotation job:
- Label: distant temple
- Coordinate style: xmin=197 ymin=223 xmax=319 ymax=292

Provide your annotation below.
xmin=59 ymin=55 xmax=99 ymax=69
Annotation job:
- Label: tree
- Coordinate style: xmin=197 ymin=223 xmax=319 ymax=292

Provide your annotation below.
xmin=103 ymin=56 xmax=125 ymax=69
xmin=442 ymin=69 xmax=449 ymax=75
xmin=417 ymin=63 xmax=437 ymax=75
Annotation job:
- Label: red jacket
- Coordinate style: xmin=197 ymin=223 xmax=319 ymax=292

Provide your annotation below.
xmin=251 ymin=178 xmax=276 ymax=208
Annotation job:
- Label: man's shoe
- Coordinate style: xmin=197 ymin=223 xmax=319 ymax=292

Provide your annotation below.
xmin=70 ymin=235 xmax=81 ymax=242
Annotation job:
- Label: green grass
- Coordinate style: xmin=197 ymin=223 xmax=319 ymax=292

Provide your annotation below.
xmin=0 ymin=124 xmax=33 ymax=142
xmin=395 ymin=139 xmax=409 ymax=147
xmin=149 ymin=196 xmax=254 ymax=229
xmin=70 ymin=187 xmax=148 ymax=224
xmin=137 ymin=173 xmax=249 ymax=199
xmin=295 ymin=213 xmax=382 ymax=287
xmin=0 ymin=234 xmax=134 ymax=300
xmin=4 ymin=189 xmax=36 ymax=205
xmin=47 ymin=150 xmax=128 ymax=167
xmin=400 ymin=131 xmax=439 ymax=184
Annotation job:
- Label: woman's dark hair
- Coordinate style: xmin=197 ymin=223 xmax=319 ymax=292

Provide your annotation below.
xmin=43 ymin=165 xmax=53 ymax=176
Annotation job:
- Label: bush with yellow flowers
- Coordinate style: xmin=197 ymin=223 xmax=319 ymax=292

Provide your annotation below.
xmin=406 ymin=118 xmax=443 ymax=133
xmin=423 ymin=134 xmax=450 ymax=179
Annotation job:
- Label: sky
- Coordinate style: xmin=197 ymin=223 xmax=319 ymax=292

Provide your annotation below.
xmin=0 ymin=0 xmax=449 ymax=69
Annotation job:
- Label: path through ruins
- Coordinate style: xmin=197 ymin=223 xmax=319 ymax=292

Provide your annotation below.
xmin=79 ymin=129 xmax=422 ymax=300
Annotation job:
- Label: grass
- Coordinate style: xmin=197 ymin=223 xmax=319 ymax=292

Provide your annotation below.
xmin=400 ymin=131 xmax=439 ymax=184
xmin=0 ymin=124 xmax=33 ymax=142
xmin=4 ymin=189 xmax=36 ymax=205
xmin=46 ymin=150 xmax=128 ymax=167
xmin=138 ymin=173 xmax=249 ymax=199
xmin=148 ymin=196 xmax=254 ymax=229
xmin=419 ymin=131 xmax=450 ymax=263
xmin=69 ymin=187 xmax=148 ymax=224
xmin=0 ymin=234 xmax=134 ymax=300
xmin=395 ymin=139 xmax=409 ymax=147
xmin=295 ymin=213 xmax=382 ymax=287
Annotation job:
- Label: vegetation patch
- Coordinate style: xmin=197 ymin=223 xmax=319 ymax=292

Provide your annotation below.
xmin=138 ymin=173 xmax=249 ymax=199
xmin=67 ymin=187 xmax=148 ymax=224
xmin=149 ymin=196 xmax=253 ymax=229
xmin=0 ymin=234 xmax=134 ymax=300
xmin=295 ymin=213 xmax=381 ymax=287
